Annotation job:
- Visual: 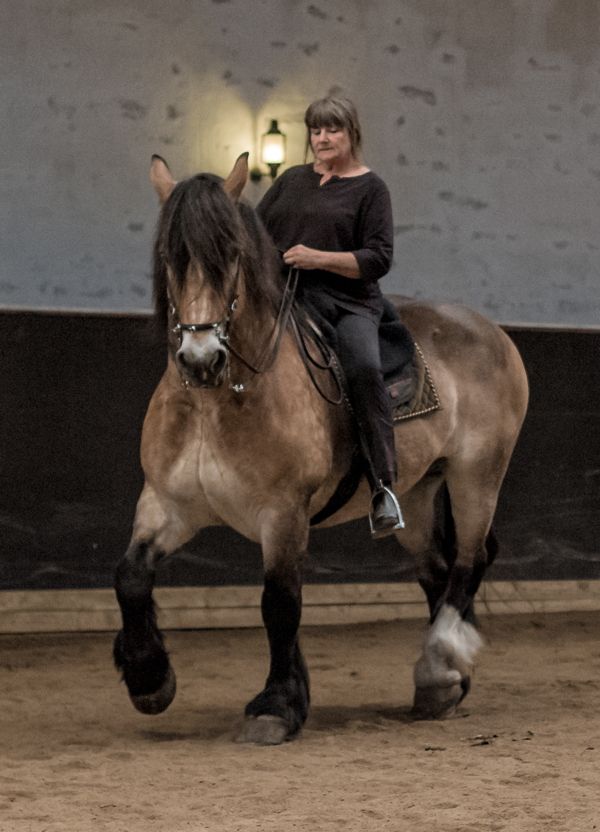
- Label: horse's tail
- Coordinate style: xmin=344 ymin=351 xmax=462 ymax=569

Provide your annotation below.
xmin=435 ymin=482 xmax=498 ymax=625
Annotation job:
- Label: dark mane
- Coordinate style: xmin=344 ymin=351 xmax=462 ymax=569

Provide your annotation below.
xmin=153 ymin=173 xmax=282 ymax=328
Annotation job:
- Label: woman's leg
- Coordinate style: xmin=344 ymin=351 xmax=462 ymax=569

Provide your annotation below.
xmin=335 ymin=311 xmax=402 ymax=534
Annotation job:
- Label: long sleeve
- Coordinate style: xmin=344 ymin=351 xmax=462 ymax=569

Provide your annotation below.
xmin=352 ymin=179 xmax=393 ymax=282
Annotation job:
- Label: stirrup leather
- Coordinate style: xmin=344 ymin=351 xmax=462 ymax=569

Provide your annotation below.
xmin=369 ymin=485 xmax=405 ymax=537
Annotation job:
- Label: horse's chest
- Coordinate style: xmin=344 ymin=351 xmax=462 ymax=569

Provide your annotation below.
xmin=194 ymin=444 xmax=275 ymax=536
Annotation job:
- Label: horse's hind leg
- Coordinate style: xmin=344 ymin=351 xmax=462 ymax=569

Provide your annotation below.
xmin=113 ymin=486 xmax=200 ymax=715
xmin=412 ymin=462 xmax=504 ymax=719
xmin=417 ymin=484 xmax=498 ymax=625
xmin=237 ymin=507 xmax=310 ymax=745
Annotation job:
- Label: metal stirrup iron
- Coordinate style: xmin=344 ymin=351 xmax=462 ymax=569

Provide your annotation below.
xmin=369 ymin=484 xmax=405 ymax=537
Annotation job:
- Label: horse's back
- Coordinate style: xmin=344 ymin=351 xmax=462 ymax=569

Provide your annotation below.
xmin=390 ymin=295 xmax=504 ymax=341
xmin=391 ymin=296 xmax=525 ymax=371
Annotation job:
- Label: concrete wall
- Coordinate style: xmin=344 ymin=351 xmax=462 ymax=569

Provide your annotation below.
xmin=2 ymin=0 xmax=599 ymax=324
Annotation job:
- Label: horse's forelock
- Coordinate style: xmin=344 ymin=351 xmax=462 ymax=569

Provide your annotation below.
xmin=154 ymin=175 xmax=239 ymax=296
xmin=152 ymin=171 xmax=283 ymax=326
xmin=236 ymin=201 xmax=283 ymax=314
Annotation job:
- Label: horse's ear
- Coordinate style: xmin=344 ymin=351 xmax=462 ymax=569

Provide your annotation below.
xmin=150 ymin=154 xmax=177 ymax=203
xmin=223 ymin=152 xmax=249 ymax=202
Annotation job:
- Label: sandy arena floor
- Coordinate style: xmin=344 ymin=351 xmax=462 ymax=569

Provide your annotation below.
xmin=1 ymin=610 xmax=599 ymax=831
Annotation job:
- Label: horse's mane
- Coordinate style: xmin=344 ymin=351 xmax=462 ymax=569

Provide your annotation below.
xmin=153 ymin=173 xmax=283 ymax=329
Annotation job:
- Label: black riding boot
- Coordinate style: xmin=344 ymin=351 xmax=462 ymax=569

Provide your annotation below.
xmin=345 ymin=370 xmax=404 ymax=538
xmin=334 ymin=312 xmax=405 ymax=538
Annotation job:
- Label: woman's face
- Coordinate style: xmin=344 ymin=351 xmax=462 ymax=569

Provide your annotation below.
xmin=310 ymin=124 xmax=353 ymax=166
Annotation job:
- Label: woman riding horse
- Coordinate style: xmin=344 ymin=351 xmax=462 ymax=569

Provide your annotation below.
xmin=257 ymin=96 xmax=403 ymax=537
xmin=113 ymin=150 xmax=529 ymax=745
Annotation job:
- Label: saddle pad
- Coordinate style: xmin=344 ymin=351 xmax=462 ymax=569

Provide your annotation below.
xmin=389 ymin=341 xmax=441 ymax=423
xmin=297 ymin=306 xmax=442 ymax=424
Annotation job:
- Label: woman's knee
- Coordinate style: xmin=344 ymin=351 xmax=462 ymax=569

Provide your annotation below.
xmin=345 ymin=364 xmax=384 ymax=395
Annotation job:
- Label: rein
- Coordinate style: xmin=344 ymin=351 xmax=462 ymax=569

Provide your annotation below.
xmin=291 ymin=316 xmax=346 ymax=407
xmin=226 ymin=265 xmax=299 ymax=377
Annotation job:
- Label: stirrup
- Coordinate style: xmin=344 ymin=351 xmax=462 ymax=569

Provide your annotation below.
xmin=369 ymin=484 xmax=405 ymax=538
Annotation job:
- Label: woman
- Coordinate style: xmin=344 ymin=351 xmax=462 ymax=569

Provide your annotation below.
xmin=256 ymin=96 xmax=403 ymax=537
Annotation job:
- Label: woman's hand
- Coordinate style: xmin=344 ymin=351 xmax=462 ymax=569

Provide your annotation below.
xmin=283 ymin=245 xmax=324 ymax=270
xmin=283 ymin=246 xmax=361 ymax=279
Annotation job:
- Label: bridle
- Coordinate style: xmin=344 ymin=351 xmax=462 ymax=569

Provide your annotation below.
xmin=169 ymin=260 xmax=299 ymax=393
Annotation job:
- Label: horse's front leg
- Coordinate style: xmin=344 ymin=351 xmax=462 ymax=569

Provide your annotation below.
xmin=113 ymin=484 xmax=205 ymax=715
xmin=237 ymin=507 xmax=310 ymax=745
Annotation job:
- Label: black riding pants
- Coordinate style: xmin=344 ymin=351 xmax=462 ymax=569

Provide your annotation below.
xmin=333 ymin=308 xmax=397 ymax=487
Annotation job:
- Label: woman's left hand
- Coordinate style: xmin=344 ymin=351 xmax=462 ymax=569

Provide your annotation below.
xmin=283 ymin=245 xmax=324 ymax=270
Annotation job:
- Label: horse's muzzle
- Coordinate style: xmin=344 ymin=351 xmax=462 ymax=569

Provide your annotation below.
xmin=175 ymin=343 xmax=228 ymax=388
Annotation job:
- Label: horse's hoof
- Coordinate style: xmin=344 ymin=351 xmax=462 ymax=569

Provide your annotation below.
xmin=235 ymin=715 xmax=290 ymax=745
xmin=411 ymin=680 xmax=466 ymax=720
xmin=130 ymin=666 xmax=177 ymax=715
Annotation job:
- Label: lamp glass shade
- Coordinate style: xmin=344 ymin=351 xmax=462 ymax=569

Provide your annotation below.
xmin=260 ymin=119 xmax=286 ymax=166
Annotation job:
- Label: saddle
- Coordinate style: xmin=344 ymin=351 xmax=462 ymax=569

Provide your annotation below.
xmin=295 ymin=296 xmax=440 ymax=423
xmin=293 ymin=297 xmax=441 ymax=526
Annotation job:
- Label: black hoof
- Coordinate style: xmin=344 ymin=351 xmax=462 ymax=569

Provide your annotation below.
xmin=113 ymin=631 xmax=176 ymax=714
xmin=244 ymin=682 xmax=307 ymax=737
xmin=412 ymin=677 xmax=469 ymax=720
xmin=130 ymin=665 xmax=177 ymax=715
xmin=244 ymin=653 xmax=310 ymax=741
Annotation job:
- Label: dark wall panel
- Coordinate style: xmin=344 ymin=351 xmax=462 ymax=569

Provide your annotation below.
xmin=1 ymin=311 xmax=598 ymax=590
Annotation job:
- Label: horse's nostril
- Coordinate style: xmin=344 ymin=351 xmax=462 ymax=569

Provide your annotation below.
xmin=211 ymin=349 xmax=227 ymax=375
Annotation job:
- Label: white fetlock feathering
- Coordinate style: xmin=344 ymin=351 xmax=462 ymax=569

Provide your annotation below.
xmin=414 ymin=604 xmax=483 ymax=689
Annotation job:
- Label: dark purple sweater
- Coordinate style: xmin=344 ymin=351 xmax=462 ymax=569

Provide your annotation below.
xmin=256 ymin=164 xmax=393 ymax=311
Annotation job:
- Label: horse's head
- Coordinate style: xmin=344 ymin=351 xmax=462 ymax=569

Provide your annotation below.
xmin=150 ymin=153 xmax=249 ymax=389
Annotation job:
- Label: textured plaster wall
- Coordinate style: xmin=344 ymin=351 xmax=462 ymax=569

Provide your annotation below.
xmin=1 ymin=0 xmax=599 ymax=324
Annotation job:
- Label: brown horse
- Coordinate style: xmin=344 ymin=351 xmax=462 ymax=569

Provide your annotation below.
xmin=113 ymin=153 xmax=529 ymax=745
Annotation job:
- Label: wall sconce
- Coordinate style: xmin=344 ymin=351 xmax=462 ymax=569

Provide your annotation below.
xmin=250 ymin=119 xmax=286 ymax=182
